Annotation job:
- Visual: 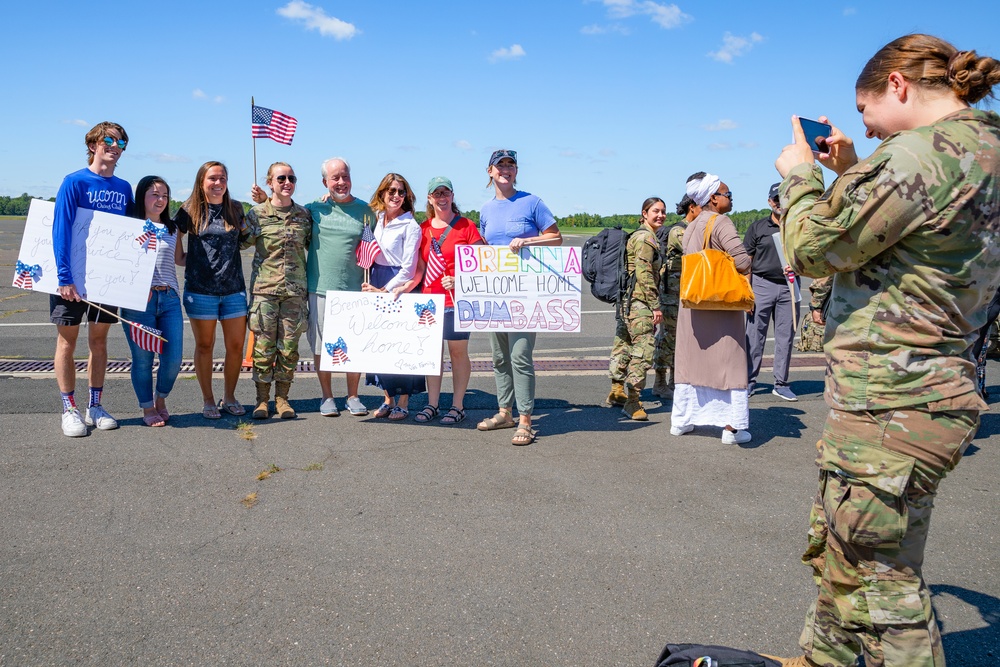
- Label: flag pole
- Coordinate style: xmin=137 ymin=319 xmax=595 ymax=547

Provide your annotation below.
xmin=81 ymin=299 xmax=168 ymax=343
xmin=251 ymin=96 xmax=257 ymax=185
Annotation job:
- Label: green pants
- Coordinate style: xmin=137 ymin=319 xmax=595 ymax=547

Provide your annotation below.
xmin=248 ymin=294 xmax=306 ymax=383
xmin=609 ymin=309 xmax=655 ymax=389
xmin=800 ymin=407 xmax=977 ymax=667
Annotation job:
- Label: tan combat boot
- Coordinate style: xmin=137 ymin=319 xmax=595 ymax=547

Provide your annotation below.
xmin=621 ymin=386 xmax=648 ymax=421
xmin=274 ymin=381 xmax=296 ymax=419
xmin=606 ymin=381 xmax=628 ymax=407
xmin=253 ymin=382 xmax=271 ymax=420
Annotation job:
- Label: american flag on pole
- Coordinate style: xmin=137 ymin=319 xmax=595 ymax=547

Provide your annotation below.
xmin=356 ymin=225 xmax=382 ymax=269
xmin=415 ymin=300 xmax=437 ymax=326
xmin=130 ymin=322 xmax=164 ymax=354
xmin=424 ymin=237 xmax=447 ymax=285
xmin=251 ymin=105 xmax=298 ymax=145
xmin=13 ymin=261 xmax=41 ymax=289
xmin=325 ymin=338 xmax=350 ymax=365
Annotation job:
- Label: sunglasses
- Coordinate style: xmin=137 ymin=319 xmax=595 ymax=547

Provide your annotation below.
xmin=102 ymin=136 xmax=127 ymax=149
xmin=386 ymin=188 xmax=408 ymax=197
xmin=715 ymin=191 xmax=733 ymax=200
xmin=490 ymin=149 xmax=517 ymax=165
xmin=274 ymin=174 xmax=297 ymax=184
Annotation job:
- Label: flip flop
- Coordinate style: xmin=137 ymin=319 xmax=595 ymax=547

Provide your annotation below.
xmin=157 ymin=408 xmax=170 ymax=423
xmin=373 ymin=403 xmax=393 ymax=419
xmin=143 ymin=412 xmax=166 ymax=427
xmin=219 ymin=400 xmax=246 ymax=416
xmin=202 ymin=403 xmax=221 ymax=420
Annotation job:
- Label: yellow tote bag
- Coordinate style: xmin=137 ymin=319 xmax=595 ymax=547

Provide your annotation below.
xmin=680 ymin=214 xmax=755 ymax=311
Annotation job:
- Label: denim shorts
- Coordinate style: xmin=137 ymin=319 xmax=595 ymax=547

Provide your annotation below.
xmin=183 ymin=290 xmax=248 ymax=321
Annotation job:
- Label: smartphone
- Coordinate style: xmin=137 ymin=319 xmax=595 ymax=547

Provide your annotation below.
xmin=797 ymin=117 xmax=832 ymax=154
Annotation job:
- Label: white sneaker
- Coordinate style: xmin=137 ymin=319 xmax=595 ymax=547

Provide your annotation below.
xmin=85 ymin=405 xmax=119 ymax=430
xmin=319 ymin=397 xmax=340 ymax=417
xmin=669 ymin=423 xmax=694 ymax=436
xmin=61 ymin=408 xmax=88 ymax=437
xmin=721 ymin=429 xmax=752 ymax=444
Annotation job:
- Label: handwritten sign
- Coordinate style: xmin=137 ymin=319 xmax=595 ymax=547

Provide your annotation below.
xmin=319 ymin=291 xmax=445 ymax=374
xmin=454 ymin=245 xmax=582 ymax=332
xmin=13 ymin=199 xmax=159 ymax=311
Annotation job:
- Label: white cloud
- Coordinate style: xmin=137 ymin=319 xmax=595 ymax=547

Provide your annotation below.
xmin=489 ymin=44 xmax=526 ymax=63
xmin=148 ymin=152 xmax=191 ymax=164
xmin=213 ymin=95 xmax=224 ymax=104
xmin=62 ymin=119 xmax=88 ymax=127
xmin=599 ymin=0 xmax=691 ymax=29
xmin=580 ymin=23 xmax=629 ymax=35
xmin=708 ymin=32 xmax=764 ymax=64
xmin=192 ymin=89 xmax=206 ymax=99
xmin=703 ymin=119 xmax=738 ymax=131
xmin=454 ymin=140 xmax=473 ymax=151
xmin=843 ymin=7 xmax=857 ymax=15
xmin=708 ymin=142 xmax=732 ymax=151
xmin=738 ymin=141 xmax=759 ymax=149
xmin=397 ymin=145 xmax=420 ymax=152
xmin=277 ymin=0 xmax=358 ymax=40
xmin=559 ymin=149 xmax=581 ymax=158
xmin=599 ymin=148 xmax=617 ymax=157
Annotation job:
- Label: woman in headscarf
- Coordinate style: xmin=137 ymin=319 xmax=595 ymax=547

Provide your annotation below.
xmin=668 ymin=173 xmax=753 ymax=444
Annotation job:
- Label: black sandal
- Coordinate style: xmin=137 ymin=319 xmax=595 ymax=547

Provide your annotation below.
xmin=414 ymin=405 xmax=439 ymax=423
xmin=439 ymin=406 xmax=466 ymax=425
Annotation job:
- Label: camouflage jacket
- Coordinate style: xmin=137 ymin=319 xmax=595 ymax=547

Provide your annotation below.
xmin=661 ymin=222 xmax=687 ymax=303
xmin=625 ymin=224 xmax=663 ymax=314
xmin=245 ymin=199 xmax=313 ymax=297
xmin=808 ymin=275 xmax=832 ymax=312
xmin=780 ymin=108 xmax=1000 ymax=412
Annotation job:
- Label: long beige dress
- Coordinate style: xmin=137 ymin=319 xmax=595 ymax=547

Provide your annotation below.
xmin=670 ymin=210 xmax=752 ymax=430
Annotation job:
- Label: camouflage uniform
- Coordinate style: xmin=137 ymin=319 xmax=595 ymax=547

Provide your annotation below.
xmin=244 ymin=200 xmax=313 ymax=383
xmin=781 ymin=108 xmax=1000 ymax=667
xmin=796 ymin=276 xmax=832 ymax=353
xmin=653 ymin=223 xmax=686 ymax=373
xmin=609 ymin=225 xmax=663 ymax=389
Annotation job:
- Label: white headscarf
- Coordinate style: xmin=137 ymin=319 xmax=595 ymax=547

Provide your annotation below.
xmin=686 ymin=173 xmax=721 ymax=207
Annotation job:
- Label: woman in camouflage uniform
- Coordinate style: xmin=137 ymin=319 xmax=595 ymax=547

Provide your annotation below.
xmin=608 ymin=197 xmax=666 ymax=421
xmin=771 ymin=35 xmax=1000 ymax=667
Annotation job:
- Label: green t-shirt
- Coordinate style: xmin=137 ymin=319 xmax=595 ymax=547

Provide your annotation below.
xmin=305 ymin=197 xmax=375 ymax=294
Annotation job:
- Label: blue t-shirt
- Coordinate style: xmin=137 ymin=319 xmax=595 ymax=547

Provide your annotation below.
xmin=479 ymin=191 xmax=557 ymax=246
xmin=53 ymin=168 xmax=133 ymax=286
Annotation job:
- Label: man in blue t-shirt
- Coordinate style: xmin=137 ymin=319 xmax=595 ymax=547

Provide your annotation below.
xmin=51 ymin=122 xmax=134 ymax=437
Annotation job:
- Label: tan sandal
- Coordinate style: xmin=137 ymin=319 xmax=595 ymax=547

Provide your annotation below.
xmin=477 ymin=412 xmax=516 ymax=431
xmin=511 ymin=426 xmax=536 ymax=446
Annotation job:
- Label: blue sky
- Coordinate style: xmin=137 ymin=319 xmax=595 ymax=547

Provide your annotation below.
xmin=3 ymin=1 xmax=999 ymax=216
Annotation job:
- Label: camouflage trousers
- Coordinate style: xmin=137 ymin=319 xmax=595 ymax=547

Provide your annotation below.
xmin=797 ymin=315 xmax=825 ymax=352
xmin=609 ymin=309 xmax=655 ymax=389
xmin=799 ymin=407 xmax=978 ymax=667
xmin=653 ymin=300 xmax=679 ymax=372
xmin=248 ymin=294 xmax=307 ymax=383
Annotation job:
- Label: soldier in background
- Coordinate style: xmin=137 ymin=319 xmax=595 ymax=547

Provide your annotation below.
xmin=608 ymin=197 xmax=666 ymax=420
xmin=651 ymin=172 xmax=705 ymax=399
xmin=796 ymin=276 xmax=831 ymax=353
xmin=771 ymin=34 xmax=1000 ymax=667
xmin=246 ymin=163 xmax=312 ymax=419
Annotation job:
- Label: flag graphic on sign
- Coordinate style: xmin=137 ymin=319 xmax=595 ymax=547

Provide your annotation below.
xmin=356 ymin=225 xmax=382 ymax=269
xmin=13 ymin=261 xmax=41 ymax=289
xmin=135 ymin=220 xmax=166 ymax=252
xmin=251 ymin=105 xmax=298 ymax=145
xmin=415 ymin=300 xmax=437 ymax=326
xmin=130 ymin=322 xmax=164 ymax=354
xmin=325 ymin=338 xmax=350 ymax=365
xmin=424 ymin=237 xmax=447 ymax=285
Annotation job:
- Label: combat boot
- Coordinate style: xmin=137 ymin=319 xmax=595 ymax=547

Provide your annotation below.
xmin=621 ymin=386 xmax=648 ymax=421
xmin=651 ymin=370 xmax=668 ymax=396
xmin=274 ymin=381 xmax=296 ymax=419
xmin=253 ymin=382 xmax=271 ymax=420
xmin=606 ymin=381 xmax=628 ymax=407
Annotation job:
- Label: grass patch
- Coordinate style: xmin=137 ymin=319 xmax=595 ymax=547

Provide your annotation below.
xmin=241 ymin=492 xmax=258 ymax=508
xmin=234 ymin=421 xmax=256 ymax=440
xmin=303 ymin=462 xmax=324 ymax=471
xmin=256 ymin=463 xmax=281 ymax=480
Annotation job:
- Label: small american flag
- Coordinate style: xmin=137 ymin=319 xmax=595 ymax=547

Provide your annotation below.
xmin=135 ymin=220 xmax=166 ymax=252
xmin=325 ymin=338 xmax=350 ymax=365
xmin=415 ymin=300 xmax=436 ymax=326
xmin=130 ymin=322 xmax=164 ymax=354
xmin=424 ymin=238 xmax=447 ymax=285
xmin=252 ymin=105 xmax=298 ymax=145
xmin=356 ymin=225 xmax=382 ymax=269
xmin=13 ymin=261 xmax=41 ymax=289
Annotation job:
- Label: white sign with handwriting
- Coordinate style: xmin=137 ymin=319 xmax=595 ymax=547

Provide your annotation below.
xmin=319 ymin=290 xmax=445 ymax=374
xmin=13 ymin=199 xmax=158 ymax=311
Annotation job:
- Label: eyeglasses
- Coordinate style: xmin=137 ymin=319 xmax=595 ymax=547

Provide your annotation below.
xmin=386 ymin=188 xmax=407 ymax=197
xmin=430 ymin=189 xmax=452 ymax=198
xmin=103 ymin=137 xmax=127 ymax=149
xmin=274 ymin=174 xmax=297 ymax=184
xmin=489 ymin=149 xmax=517 ymax=166
xmin=715 ymin=191 xmax=733 ymax=200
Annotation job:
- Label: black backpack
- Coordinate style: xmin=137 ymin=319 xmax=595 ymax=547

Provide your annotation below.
xmin=654 ymin=643 xmax=781 ymax=667
xmin=581 ymin=227 xmax=631 ymax=304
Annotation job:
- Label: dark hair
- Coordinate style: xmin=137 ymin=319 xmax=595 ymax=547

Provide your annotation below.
xmin=426 ymin=186 xmax=461 ymax=222
xmin=182 ymin=161 xmax=243 ymax=235
xmin=675 ymin=194 xmax=695 ymax=216
xmin=370 ymin=173 xmax=416 ymax=215
xmin=132 ymin=176 xmax=176 ymax=234
xmin=641 ymin=197 xmax=665 ymax=218
xmin=85 ymin=121 xmax=128 ymax=165
xmin=857 ymin=34 xmax=1000 ymax=104
xmin=686 ymin=171 xmax=707 ymax=183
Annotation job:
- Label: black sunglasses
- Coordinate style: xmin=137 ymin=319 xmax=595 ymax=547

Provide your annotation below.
xmin=275 ymin=174 xmax=297 ymax=184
